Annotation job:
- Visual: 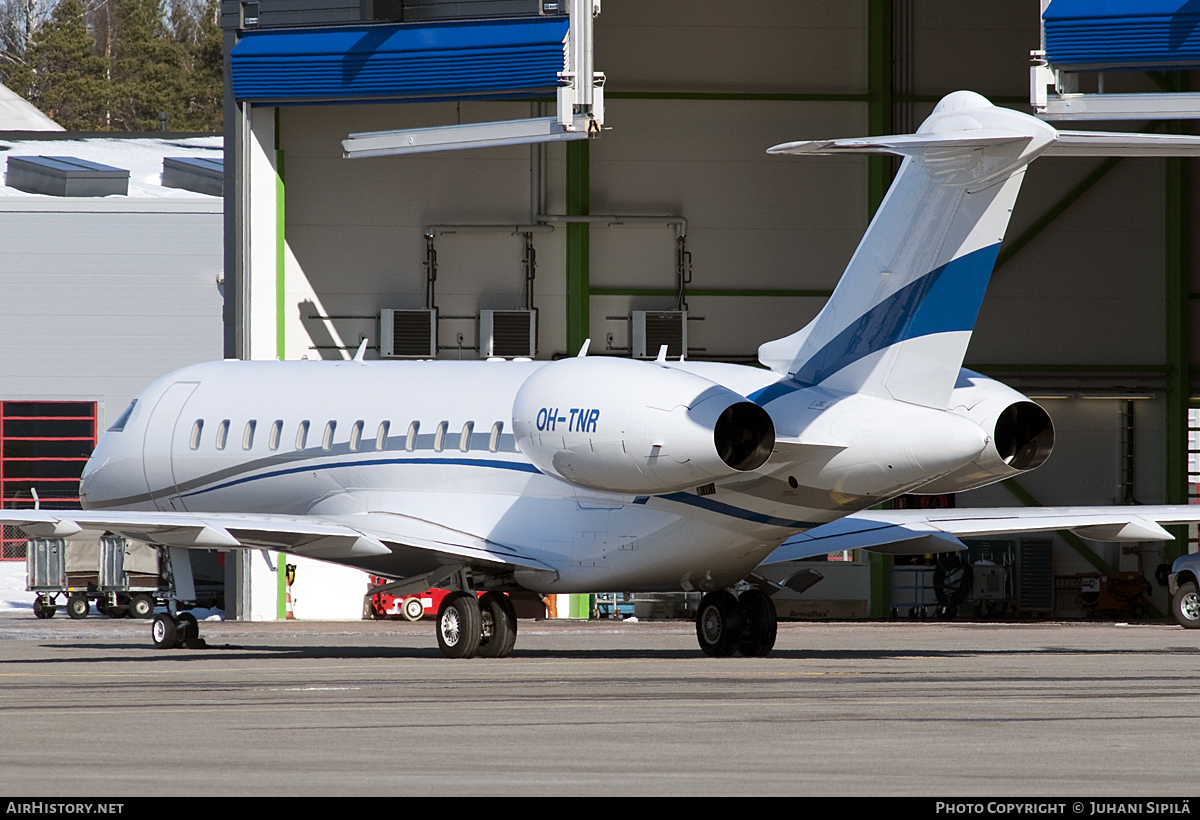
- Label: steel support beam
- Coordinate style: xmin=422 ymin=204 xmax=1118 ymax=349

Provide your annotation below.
xmin=588 ymin=288 xmax=832 ymax=298
xmin=994 ymin=157 xmax=1122 ymax=272
xmin=275 ymin=109 xmax=285 ymax=361
xmin=866 ymin=0 xmax=892 ymax=617
xmin=866 ymin=0 xmax=893 ymax=221
xmin=566 ymin=140 xmax=590 ymax=354
xmin=1166 ymin=130 xmax=1190 ymax=561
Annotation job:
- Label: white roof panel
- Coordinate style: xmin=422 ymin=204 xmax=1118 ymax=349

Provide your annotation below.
xmin=0 ymin=135 xmax=223 ymax=200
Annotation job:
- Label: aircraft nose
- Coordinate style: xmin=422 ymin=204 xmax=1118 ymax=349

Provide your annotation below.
xmin=77 ymin=433 xmax=138 ymax=509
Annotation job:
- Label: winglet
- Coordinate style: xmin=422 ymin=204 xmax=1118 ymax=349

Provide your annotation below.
xmin=576 ymin=338 xmax=591 ymax=357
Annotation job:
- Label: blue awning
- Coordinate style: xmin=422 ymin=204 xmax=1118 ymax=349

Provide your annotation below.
xmin=230 ymin=16 xmax=569 ymax=103
xmin=1044 ymin=0 xmax=1200 ymax=70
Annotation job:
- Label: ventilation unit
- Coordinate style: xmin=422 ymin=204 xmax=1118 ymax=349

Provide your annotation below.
xmin=479 ymin=309 xmax=537 ymax=358
xmin=380 ymin=309 xmax=437 ymax=358
xmin=400 ymin=0 xmax=566 ymax=21
xmin=162 ymin=157 xmax=223 ymax=196
xmin=6 ymin=156 xmax=129 ymax=197
xmin=632 ymin=311 xmax=686 ymax=359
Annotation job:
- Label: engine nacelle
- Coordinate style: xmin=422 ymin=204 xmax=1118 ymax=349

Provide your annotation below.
xmin=512 ymin=357 xmax=775 ymax=494
xmin=911 ymin=370 xmax=1054 ymax=495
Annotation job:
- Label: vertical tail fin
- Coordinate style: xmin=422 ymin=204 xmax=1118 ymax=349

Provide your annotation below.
xmin=757 ymin=91 xmax=1058 ymax=409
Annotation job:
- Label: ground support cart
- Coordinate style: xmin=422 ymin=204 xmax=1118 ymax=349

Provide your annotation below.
xmin=27 ymin=536 xmax=220 ymax=628
xmin=28 ymin=535 xmax=165 ymax=619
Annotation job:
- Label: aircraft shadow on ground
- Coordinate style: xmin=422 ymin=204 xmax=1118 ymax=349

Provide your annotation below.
xmin=6 ymin=643 xmax=1200 ymax=664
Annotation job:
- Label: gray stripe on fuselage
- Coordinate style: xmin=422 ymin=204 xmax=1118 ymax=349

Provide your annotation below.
xmin=86 ymin=433 xmax=531 ymax=509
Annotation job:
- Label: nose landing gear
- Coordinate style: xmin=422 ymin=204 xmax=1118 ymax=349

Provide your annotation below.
xmin=151 ymin=611 xmax=204 ymax=649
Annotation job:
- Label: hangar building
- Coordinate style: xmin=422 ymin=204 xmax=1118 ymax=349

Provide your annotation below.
xmin=210 ymin=0 xmax=1200 ymax=622
xmin=0 ymin=100 xmax=223 ymax=563
xmin=8 ymin=0 xmax=1195 ymax=624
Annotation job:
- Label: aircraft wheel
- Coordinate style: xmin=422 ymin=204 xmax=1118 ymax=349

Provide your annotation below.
xmin=33 ymin=597 xmax=55 ymax=619
xmin=151 ymin=614 xmax=178 ymax=649
xmin=1173 ymin=582 xmax=1200 ymax=629
xmin=402 ymin=597 xmax=425 ymax=622
xmin=67 ymin=595 xmax=89 ymax=620
xmin=696 ymin=590 xmax=742 ymax=657
xmin=436 ymin=592 xmax=481 ymax=658
xmin=177 ymin=612 xmax=199 ymax=646
xmin=736 ymin=589 xmax=777 ymax=657
xmin=129 ymin=594 xmax=155 ymax=619
xmin=476 ymin=592 xmax=517 ymax=658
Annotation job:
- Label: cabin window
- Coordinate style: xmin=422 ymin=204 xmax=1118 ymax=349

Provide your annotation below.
xmin=489 ymin=422 xmax=503 ymax=453
xmin=322 ymin=421 xmax=336 ymax=451
xmin=376 ymin=421 xmax=390 ymax=451
xmin=459 ymin=421 xmax=474 ymax=452
xmin=268 ymin=420 xmax=282 ymax=451
xmin=215 ymin=420 xmax=230 ymax=450
xmin=434 ymin=421 xmax=448 ymax=452
xmin=242 ymin=420 xmax=256 ymax=450
xmin=349 ymin=420 xmax=364 ymax=452
xmin=406 ymin=421 xmax=419 ymax=452
xmin=108 ymin=400 xmax=137 ymax=432
xmin=189 ymin=420 xmax=204 ymax=450
xmin=295 ymin=420 xmax=309 ymax=450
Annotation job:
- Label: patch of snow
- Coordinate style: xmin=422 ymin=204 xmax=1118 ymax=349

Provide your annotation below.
xmin=0 ymin=559 xmax=34 ymax=612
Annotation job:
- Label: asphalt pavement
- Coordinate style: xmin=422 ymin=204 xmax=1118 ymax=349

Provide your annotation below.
xmin=0 ymin=616 xmax=1195 ymax=796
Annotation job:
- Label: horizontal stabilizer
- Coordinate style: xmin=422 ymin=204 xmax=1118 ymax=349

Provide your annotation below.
xmin=767 ymin=130 xmax=1026 ymax=157
xmin=770 ymin=130 xmax=1200 ymax=160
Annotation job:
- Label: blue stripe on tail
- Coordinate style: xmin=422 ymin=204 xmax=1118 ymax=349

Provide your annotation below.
xmin=750 ymin=243 xmax=1000 ymax=405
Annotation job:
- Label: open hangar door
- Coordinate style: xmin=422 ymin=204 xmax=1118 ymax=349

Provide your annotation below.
xmin=218 ymin=0 xmax=1200 ymax=621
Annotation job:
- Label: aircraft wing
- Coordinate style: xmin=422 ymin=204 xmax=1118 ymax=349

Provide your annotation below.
xmin=759 ymin=505 xmax=1200 ymax=568
xmin=0 ymin=509 xmax=556 ymax=573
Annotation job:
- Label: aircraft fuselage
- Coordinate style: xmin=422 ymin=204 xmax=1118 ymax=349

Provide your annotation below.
xmin=79 ymin=357 xmax=987 ymax=593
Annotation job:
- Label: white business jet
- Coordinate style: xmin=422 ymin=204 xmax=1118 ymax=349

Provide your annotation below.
xmin=8 ymin=91 xmax=1200 ymax=657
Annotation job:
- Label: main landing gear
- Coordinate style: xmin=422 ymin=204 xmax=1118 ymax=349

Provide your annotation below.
xmin=695 ymin=588 xmax=777 ymax=657
xmin=435 ymin=591 xmax=517 ymax=659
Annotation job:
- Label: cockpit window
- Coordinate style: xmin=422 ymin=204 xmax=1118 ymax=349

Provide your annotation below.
xmin=108 ymin=400 xmax=137 ymax=432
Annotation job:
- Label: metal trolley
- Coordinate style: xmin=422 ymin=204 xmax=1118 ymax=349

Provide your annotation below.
xmin=27 ymin=535 xmax=220 ymax=620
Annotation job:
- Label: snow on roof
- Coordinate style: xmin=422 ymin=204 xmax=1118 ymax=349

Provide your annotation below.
xmin=0 ymin=83 xmax=64 ymax=131
xmin=0 ymin=134 xmax=223 ymax=199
